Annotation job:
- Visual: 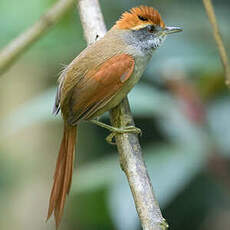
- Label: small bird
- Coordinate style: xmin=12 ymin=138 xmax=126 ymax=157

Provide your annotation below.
xmin=47 ymin=5 xmax=182 ymax=227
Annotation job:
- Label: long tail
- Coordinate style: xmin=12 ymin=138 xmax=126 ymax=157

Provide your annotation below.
xmin=47 ymin=122 xmax=77 ymax=228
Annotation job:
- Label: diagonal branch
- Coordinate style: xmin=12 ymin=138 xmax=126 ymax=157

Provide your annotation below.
xmin=78 ymin=0 xmax=168 ymax=229
xmin=202 ymin=0 xmax=230 ymax=86
xmin=0 ymin=0 xmax=75 ymax=76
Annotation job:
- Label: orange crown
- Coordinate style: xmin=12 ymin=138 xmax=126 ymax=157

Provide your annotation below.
xmin=115 ymin=6 xmax=165 ymax=30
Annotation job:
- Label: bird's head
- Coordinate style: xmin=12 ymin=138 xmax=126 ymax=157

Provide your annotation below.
xmin=114 ymin=6 xmax=182 ymax=53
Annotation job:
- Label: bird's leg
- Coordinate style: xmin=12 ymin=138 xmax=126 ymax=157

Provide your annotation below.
xmin=90 ymin=119 xmax=142 ymax=144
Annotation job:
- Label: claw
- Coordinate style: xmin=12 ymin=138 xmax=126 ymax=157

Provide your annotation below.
xmin=90 ymin=120 xmax=142 ymax=145
xmin=106 ymin=132 xmax=117 ymax=145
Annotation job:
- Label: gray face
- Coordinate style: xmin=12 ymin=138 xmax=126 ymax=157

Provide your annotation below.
xmin=123 ymin=25 xmax=167 ymax=55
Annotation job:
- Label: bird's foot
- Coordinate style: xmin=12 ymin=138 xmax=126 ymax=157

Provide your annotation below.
xmin=105 ymin=125 xmax=142 ymax=144
xmin=91 ymin=119 xmax=142 ymax=145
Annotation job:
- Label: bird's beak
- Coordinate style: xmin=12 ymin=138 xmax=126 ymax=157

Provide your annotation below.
xmin=164 ymin=26 xmax=183 ymax=34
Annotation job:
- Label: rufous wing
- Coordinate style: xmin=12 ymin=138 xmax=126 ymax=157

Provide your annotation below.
xmin=63 ymin=54 xmax=135 ymax=124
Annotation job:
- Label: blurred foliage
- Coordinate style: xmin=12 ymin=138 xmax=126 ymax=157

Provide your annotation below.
xmin=0 ymin=0 xmax=230 ymax=230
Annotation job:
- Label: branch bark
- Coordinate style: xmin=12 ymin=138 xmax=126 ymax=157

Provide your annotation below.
xmin=0 ymin=0 xmax=75 ymax=76
xmin=202 ymin=0 xmax=230 ymax=86
xmin=78 ymin=0 xmax=168 ymax=229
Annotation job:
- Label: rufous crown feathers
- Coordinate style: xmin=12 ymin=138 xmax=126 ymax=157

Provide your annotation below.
xmin=115 ymin=6 xmax=165 ymax=30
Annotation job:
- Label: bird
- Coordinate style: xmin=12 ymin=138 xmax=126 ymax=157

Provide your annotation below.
xmin=47 ymin=5 xmax=182 ymax=228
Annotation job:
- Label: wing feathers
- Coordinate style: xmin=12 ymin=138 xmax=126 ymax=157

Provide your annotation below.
xmin=67 ymin=54 xmax=134 ymax=123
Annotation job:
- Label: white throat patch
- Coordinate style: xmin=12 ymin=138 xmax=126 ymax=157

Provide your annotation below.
xmin=152 ymin=35 xmax=166 ymax=49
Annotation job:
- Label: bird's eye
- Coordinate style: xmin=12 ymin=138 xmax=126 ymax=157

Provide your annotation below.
xmin=138 ymin=15 xmax=148 ymax=21
xmin=147 ymin=25 xmax=155 ymax=33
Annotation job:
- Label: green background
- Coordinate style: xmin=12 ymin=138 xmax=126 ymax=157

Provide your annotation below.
xmin=0 ymin=0 xmax=230 ymax=229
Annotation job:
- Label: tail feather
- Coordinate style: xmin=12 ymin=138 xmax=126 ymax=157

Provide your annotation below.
xmin=47 ymin=123 xmax=77 ymax=228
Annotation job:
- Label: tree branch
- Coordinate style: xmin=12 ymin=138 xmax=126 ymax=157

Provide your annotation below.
xmin=0 ymin=0 xmax=75 ymax=76
xmin=202 ymin=0 xmax=230 ymax=86
xmin=78 ymin=0 xmax=168 ymax=229
xmin=110 ymin=99 xmax=168 ymax=230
